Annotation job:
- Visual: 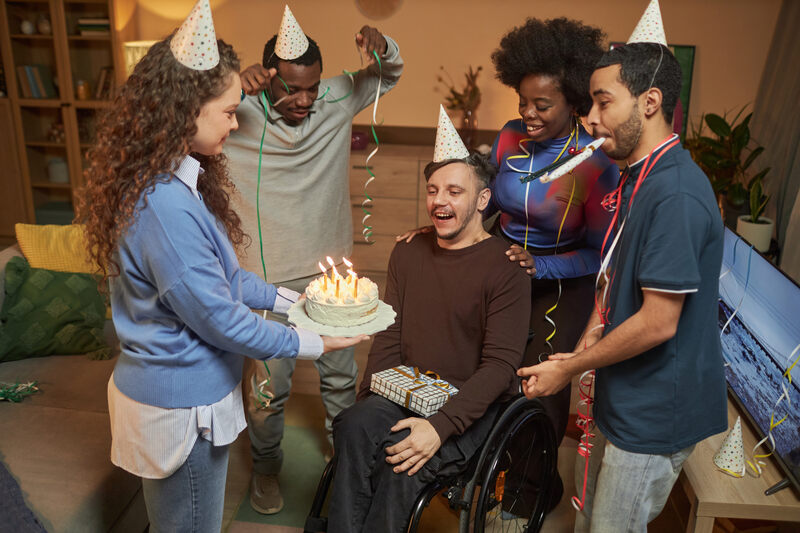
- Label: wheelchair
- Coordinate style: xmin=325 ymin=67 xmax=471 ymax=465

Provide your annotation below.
xmin=303 ymin=394 xmax=558 ymax=533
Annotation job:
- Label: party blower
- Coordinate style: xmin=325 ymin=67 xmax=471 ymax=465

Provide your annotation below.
xmin=520 ymin=137 xmax=607 ymax=184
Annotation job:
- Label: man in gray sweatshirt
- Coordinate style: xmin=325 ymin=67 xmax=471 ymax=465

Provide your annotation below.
xmin=224 ymin=24 xmax=403 ymax=514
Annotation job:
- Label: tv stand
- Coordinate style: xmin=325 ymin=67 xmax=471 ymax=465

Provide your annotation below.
xmin=679 ymin=398 xmax=800 ymax=532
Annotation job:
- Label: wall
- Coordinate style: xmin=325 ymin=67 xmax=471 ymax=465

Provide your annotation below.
xmin=116 ymin=0 xmax=781 ymax=132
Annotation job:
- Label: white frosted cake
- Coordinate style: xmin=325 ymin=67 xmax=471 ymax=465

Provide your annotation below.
xmin=305 ymin=275 xmax=380 ymax=327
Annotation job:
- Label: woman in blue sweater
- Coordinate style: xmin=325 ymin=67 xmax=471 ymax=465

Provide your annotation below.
xmin=76 ymin=25 xmax=366 ymax=533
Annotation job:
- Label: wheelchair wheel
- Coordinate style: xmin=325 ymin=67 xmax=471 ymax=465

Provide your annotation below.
xmin=459 ymin=397 xmax=558 ymax=533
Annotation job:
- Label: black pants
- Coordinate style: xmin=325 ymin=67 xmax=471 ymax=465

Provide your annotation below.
xmin=491 ymin=221 xmax=596 ymax=513
xmin=328 ymin=395 xmax=499 ymax=533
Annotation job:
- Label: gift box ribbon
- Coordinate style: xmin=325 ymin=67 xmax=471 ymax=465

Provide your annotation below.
xmin=391 ymin=366 xmax=457 ymax=407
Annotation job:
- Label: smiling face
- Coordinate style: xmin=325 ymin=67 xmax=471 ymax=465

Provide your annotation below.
xmin=518 ymin=73 xmax=574 ymax=142
xmin=270 ymin=60 xmax=321 ymax=125
xmin=426 ymin=162 xmax=490 ymax=249
xmin=587 ymin=64 xmax=644 ymax=161
xmin=190 ymin=73 xmax=241 ymax=156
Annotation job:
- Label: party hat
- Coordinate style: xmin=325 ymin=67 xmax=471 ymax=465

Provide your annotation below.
xmin=433 ymin=105 xmax=470 ymax=162
xmin=170 ymin=0 xmax=219 ymax=70
xmin=627 ymin=0 xmax=668 ymax=46
xmin=713 ymin=416 xmax=745 ymax=478
xmin=275 ymin=5 xmax=309 ymax=60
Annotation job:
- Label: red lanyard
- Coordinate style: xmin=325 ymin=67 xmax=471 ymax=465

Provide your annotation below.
xmin=595 ymin=136 xmax=681 ymax=325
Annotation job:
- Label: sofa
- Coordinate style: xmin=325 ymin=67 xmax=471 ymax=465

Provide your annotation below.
xmin=0 ymin=243 xmax=148 ymax=532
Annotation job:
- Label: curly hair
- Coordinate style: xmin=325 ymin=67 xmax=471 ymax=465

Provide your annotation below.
xmin=492 ymin=18 xmax=606 ymax=115
xmin=76 ymin=37 xmax=245 ymax=282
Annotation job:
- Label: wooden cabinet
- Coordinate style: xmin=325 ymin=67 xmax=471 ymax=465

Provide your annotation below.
xmin=0 ymin=0 xmax=121 ymax=225
xmin=0 ymin=99 xmax=26 ymax=243
xmin=349 ymin=144 xmax=431 ymax=273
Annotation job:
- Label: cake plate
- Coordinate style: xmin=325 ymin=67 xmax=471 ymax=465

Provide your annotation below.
xmin=287 ymin=300 xmax=396 ymax=337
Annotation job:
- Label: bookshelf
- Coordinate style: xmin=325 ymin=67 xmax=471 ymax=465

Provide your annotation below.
xmin=0 ymin=0 xmax=121 ymax=227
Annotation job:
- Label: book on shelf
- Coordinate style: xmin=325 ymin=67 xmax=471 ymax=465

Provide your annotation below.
xmin=16 ymin=65 xmax=57 ymax=99
xmin=94 ymin=66 xmax=114 ymax=99
xmin=77 ymin=17 xmax=110 ymax=36
xmin=16 ymin=66 xmax=32 ymax=98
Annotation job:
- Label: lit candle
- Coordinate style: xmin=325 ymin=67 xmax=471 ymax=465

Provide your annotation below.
xmin=336 ymin=277 xmax=340 ymax=299
xmin=318 ymin=262 xmax=328 ymax=291
xmin=343 ymin=257 xmax=354 ymax=284
xmin=326 ymin=256 xmax=336 ymax=285
xmin=347 ymin=269 xmax=358 ymax=298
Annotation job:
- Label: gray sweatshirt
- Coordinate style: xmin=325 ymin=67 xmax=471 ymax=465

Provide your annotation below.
xmin=225 ymin=36 xmax=403 ymax=283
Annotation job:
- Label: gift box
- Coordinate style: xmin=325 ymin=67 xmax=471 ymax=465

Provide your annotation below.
xmin=370 ymin=365 xmax=458 ymax=417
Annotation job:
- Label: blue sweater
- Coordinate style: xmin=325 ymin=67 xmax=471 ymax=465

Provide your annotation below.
xmin=111 ymin=176 xmax=301 ymax=409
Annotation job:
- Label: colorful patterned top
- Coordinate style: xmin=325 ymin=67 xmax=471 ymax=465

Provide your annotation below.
xmin=488 ymin=119 xmax=619 ymax=279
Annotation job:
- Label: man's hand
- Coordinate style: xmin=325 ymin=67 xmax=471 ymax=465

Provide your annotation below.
xmin=385 ymin=418 xmax=442 ymax=475
xmin=321 ymin=334 xmax=370 ymax=353
xmin=505 ymin=244 xmax=536 ymax=276
xmin=395 ymin=225 xmax=433 ymax=243
xmin=517 ymin=358 xmax=572 ymax=399
xmin=240 ymin=64 xmax=277 ymax=95
xmin=355 ymin=26 xmax=387 ymax=62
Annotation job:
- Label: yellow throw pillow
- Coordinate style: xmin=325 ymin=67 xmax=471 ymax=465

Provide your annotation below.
xmin=14 ymin=223 xmax=96 ymax=274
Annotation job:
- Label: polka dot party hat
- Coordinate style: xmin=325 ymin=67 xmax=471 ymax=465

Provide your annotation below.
xmin=627 ymin=0 xmax=668 ymax=46
xmin=275 ymin=5 xmax=309 ymax=60
xmin=713 ymin=416 xmax=745 ymax=478
xmin=170 ymin=0 xmax=219 ymax=70
xmin=433 ymin=105 xmax=469 ymax=163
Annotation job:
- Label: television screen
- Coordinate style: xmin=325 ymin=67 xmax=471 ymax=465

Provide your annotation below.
xmin=718 ymin=228 xmax=800 ymax=492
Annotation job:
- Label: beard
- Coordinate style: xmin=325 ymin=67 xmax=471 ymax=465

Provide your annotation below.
xmin=432 ymin=194 xmax=481 ymax=241
xmin=605 ymin=102 xmax=643 ymax=160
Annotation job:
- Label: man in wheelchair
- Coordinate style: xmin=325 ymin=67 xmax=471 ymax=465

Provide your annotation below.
xmin=326 ymin=148 xmax=532 ymax=532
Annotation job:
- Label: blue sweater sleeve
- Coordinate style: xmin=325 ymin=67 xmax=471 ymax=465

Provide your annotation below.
xmin=235 ymin=268 xmax=278 ymax=311
xmin=161 ymin=261 xmax=299 ymax=360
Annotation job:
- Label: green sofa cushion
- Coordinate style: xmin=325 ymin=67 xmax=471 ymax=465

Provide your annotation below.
xmin=0 ymin=256 xmax=108 ymax=361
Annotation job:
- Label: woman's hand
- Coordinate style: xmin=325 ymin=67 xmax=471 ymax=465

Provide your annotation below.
xmin=505 ymin=244 xmax=536 ymax=276
xmin=322 ymin=334 xmax=370 ymax=353
xmin=396 ymin=225 xmax=433 ymax=243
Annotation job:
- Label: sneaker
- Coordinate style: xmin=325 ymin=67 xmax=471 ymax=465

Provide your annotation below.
xmin=249 ymin=473 xmax=284 ymax=515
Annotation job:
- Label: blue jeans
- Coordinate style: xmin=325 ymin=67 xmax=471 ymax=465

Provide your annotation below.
xmin=142 ymin=436 xmax=230 ymax=533
xmin=574 ymin=427 xmax=694 ymax=533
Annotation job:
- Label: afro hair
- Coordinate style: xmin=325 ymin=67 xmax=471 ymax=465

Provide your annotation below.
xmin=492 ymin=18 xmax=606 ymax=115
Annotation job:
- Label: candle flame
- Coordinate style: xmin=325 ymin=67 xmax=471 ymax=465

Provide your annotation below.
xmin=318 ymin=262 xmax=326 ymax=274
xmin=331 ymin=264 xmax=341 ymax=280
xmin=347 ymin=269 xmax=357 ymax=278
xmin=326 ymin=256 xmax=335 ymax=268
xmin=342 ymin=257 xmax=353 ymax=269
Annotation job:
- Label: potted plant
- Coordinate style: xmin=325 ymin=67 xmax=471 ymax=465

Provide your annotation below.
xmin=436 ymin=65 xmax=482 ymax=149
xmin=686 ymin=106 xmax=771 ymax=243
xmin=735 ymin=176 xmax=773 ymax=251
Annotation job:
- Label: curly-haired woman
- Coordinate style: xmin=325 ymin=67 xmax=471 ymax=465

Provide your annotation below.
xmin=487 ymin=17 xmax=619 ymax=515
xmin=76 ymin=35 xmax=365 ymax=531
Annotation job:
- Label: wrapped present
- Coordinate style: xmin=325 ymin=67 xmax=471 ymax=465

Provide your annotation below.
xmin=370 ymin=365 xmax=458 ymax=417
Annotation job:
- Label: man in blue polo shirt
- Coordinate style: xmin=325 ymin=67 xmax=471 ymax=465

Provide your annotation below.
xmin=516 ymin=3 xmax=727 ymax=531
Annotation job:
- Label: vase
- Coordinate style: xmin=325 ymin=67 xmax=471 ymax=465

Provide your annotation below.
xmin=459 ymin=109 xmax=478 ymax=151
xmin=736 ymin=215 xmax=774 ymax=252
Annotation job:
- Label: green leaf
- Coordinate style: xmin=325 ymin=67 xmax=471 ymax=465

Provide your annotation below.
xmin=747 ymin=167 xmax=770 ymax=188
xmin=705 ymin=114 xmax=732 ymax=137
xmin=732 ymin=121 xmax=751 ymax=157
xmin=698 ymin=136 xmax=726 ymax=151
xmin=743 ymin=146 xmax=764 ymax=169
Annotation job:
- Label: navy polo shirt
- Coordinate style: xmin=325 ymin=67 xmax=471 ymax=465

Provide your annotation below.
xmin=594 ymin=138 xmax=727 ymax=455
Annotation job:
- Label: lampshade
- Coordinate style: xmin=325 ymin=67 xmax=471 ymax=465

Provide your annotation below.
xmin=123 ymin=40 xmax=158 ymax=76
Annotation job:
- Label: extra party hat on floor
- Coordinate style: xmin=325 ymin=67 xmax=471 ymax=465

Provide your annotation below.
xmin=275 ymin=5 xmax=309 ymax=60
xmin=433 ymin=105 xmax=470 ymax=162
xmin=627 ymin=0 xmax=668 ymax=46
xmin=713 ymin=416 xmax=746 ymax=478
xmin=170 ymin=0 xmax=219 ymax=70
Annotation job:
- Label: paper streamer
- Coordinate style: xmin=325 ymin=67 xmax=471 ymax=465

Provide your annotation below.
xmin=572 ymin=370 xmax=596 ymax=511
xmin=746 ymin=342 xmax=800 ymax=477
xmin=0 ymin=381 xmax=38 ymax=402
xmin=361 ymin=50 xmax=383 ymax=243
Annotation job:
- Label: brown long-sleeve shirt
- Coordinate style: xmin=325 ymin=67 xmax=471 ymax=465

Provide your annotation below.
xmin=357 ymin=232 xmax=531 ymax=442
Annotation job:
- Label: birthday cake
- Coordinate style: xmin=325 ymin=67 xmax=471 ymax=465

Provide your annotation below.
xmin=305 ymin=275 xmax=380 ymax=327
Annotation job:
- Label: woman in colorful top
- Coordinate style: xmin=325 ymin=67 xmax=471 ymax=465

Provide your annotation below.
xmin=489 ymin=17 xmax=619 ymax=512
xmin=76 ymin=33 xmax=366 ymax=532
